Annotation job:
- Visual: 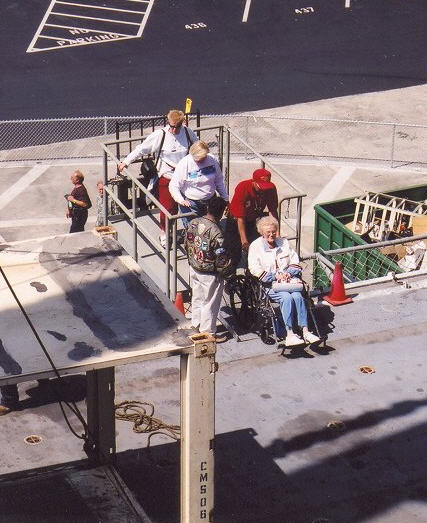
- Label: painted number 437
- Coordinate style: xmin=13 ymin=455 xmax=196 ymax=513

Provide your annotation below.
xmin=185 ymin=22 xmax=207 ymax=30
xmin=295 ymin=7 xmax=314 ymax=14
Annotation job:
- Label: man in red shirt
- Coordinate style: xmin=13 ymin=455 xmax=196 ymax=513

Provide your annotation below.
xmin=226 ymin=168 xmax=278 ymax=268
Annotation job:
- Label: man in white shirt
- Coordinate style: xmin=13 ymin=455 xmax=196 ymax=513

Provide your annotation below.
xmin=118 ymin=109 xmax=198 ymax=247
xmin=169 ymin=140 xmax=229 ymax=228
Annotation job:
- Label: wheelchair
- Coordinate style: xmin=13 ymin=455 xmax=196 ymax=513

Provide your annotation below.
xmin=225 ymin=269 xmax=277 ymax=344
xmin=225 ymin=269 xmax=323 ymax=347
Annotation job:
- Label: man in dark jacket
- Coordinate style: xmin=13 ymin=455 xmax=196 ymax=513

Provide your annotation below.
xmin=66 ymin=170 xmax=92 ymax=233
xmin=184 ymin=196 xmax=232 ymax=341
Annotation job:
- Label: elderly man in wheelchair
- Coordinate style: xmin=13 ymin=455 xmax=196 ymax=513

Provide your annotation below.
xmin=247 ymin=216 xmax=320 ymax=347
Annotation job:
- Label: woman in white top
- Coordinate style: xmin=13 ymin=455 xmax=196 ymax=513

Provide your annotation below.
xmin=248 ymin=216 xmax=320 ymax=347
xmin=118 ymin=109 xmax=198 ymax=246
xmin=169 ymin=140 xmax=229 ymax=227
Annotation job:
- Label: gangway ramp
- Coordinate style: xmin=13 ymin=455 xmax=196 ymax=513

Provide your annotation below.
xmin=111 ymin=210 xmax=190 ymax=296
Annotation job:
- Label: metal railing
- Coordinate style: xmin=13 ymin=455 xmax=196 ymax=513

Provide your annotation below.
xmin=1 ymin=114 xmax=426 ymax=168
xmin=100 ymin=124 xmax=306 ymax=300
xmin=101 ymin=127 xmax=220 ymax=300
xmin=302 ymin=233 xmax=427 ymax=289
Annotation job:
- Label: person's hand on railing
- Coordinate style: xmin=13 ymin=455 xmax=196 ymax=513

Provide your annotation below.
xmin=180 ymin=200 xmax=191 ymax=207
xmin=117 ymin=162 xmax=126 ymax=172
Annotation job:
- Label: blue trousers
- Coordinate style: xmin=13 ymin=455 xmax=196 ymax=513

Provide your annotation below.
xmin=179 ymin=198 xmax=209 ymax=228
xmin=267 ymin=289 xmax=308 ymax=333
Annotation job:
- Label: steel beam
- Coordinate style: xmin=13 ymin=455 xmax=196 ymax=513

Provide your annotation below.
xmin=86 ymin=367 xmax=116 ymax=465
xmin=180 ymin=334 xmax=217 ymax=522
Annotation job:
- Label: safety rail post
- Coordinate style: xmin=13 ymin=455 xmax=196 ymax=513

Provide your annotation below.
xmin=165 ymin=216 xmax=171 ymax=300
xmin=171 ymin=217 xmax=178 ymax=301
xmin=245 ymin=116 xmax=249 ymax=160
xmin=131 ymin=179 xmax=137 ymax=261
xmin=226 ymin=128 xmax=231 ymax=193
xmin=217 ymin=126 xmax=224 ymax=172
xmin=391 ymin=123 xmax=396 ymax=168
xmin=103 ymin=149 xmax=109 ymax=226
xmin=296 ymin=196 xmax=303 ymax=256
xmin=196 ymin=109 xmax=201 ymax=137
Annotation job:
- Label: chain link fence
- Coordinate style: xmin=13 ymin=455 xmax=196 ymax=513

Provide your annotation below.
xmin=1 ymin=114 xmax=426 ymax=167
xmin=203 ymin=115 xmax=427 ymax=168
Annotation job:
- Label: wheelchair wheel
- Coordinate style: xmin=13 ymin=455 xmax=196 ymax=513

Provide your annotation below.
xmin=228 ymin=275 xmax=256 ymax=328
xmin=253 ymin=286 xmax=277 ymax=344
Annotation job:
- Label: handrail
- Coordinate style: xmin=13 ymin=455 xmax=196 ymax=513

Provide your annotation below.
xmin=104 ymin=125 xmax=225 ymax=147
xmin=225 ymin=125 xmax=306 ymax=198
xmin=320 ymin=232 xmax=427 ymax=255
xmin=101 ymin=124 xmax=307 ymax=302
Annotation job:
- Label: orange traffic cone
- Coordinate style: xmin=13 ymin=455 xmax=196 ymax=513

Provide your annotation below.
xmin=174 ymin=292 xmax=185 ymax=314
xmin=324 ymin=262 xmax=353 ymax=306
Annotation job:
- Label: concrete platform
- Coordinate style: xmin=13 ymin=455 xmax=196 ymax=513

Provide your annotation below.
xmin=1 ymin=265 xmax=426 ymax=521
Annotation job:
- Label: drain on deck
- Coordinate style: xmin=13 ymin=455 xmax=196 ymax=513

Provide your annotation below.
xmin=360 ymin=365 xmax=376 ymax=374
xmin=327 ymin=420 xmax=346 ymax=432
xmin=24 ymin=435 xmax=43 ymax=445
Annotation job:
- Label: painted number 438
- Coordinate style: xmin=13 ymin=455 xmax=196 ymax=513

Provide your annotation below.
xmin=185 ymin=22 xmax=207 ymax=30
xmin=295 ymin=7 xmax=314 ymax=14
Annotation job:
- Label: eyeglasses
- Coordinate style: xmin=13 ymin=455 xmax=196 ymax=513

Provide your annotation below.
xmin=169 ymin=122 xmax=183 ymax=129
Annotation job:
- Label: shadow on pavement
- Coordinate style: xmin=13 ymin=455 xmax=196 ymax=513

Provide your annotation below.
xmin=116 ymin=413 xmax=427 ymax=522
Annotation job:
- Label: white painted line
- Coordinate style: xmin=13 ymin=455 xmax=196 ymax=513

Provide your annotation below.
xmin=0 ymin=216 xmax=96 ymax=228
xmin=50 ymin=12 xmax=141 ymax=25
xmin=301 ymin=166 xmax=355 ymax=226
xmin=242 ymin=0 xmax=251 ymax=22
xmin=45 ymin=23 xmax=128 ymax=36
xmin=0 ymin=165 xmax=50 ymax=212
xmin=28 ymin=35 xmax=135 ymax=53
xmin=345 ymin=0 xmax=351 ymax=8
xmin=136 ymin=0 xmax=155 ymax=37
xmin=27 ymin=0 xmax=155 ymax=52
xmin=26 ymin=0 xmax=56 ymax=53
xmin=55 ymin=1 xmax=145 ymax=15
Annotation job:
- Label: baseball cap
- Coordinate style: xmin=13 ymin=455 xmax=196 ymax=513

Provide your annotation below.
xmin=252 ymin=168 xmax=275 ymax=190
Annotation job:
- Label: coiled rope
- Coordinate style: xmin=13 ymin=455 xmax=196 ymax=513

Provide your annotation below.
xmin=115 ymin=400 xmax=180 ymax=446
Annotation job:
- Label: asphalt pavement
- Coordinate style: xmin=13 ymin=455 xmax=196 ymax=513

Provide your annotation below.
xmin=1 ymin=0 xmax=426 ymax=119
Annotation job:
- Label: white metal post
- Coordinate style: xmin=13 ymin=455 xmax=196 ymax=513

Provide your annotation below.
xmin=180 ymin=334 xmax=216 ymax=522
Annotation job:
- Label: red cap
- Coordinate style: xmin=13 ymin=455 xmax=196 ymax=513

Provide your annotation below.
xmin=252 ymin=168 xmax=275 ymax=190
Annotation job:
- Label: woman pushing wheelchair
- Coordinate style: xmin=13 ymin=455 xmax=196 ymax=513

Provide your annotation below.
xmin=248 ymin=216 xmax=320 ymax=347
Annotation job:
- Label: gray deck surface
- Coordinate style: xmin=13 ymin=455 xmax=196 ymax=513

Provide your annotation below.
xmin=1 ymin=257 xmax=426 ymax=521
xmin=1 ymin=85 xmax=427 ymax=521
xmin=0 ymin=231 xmax=189 ymax=385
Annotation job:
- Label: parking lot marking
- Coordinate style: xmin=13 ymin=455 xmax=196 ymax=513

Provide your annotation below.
xmin=45 ymin=23 xmax=128 ymax=37
xmin=50 ymin=12 xmax=141 ymax=25
xmin=242 ymin=0 xmax=252 ymax=22
xmin=0 ymin=165 xmax=50 ymax=212
xmin=55 ymin=1 xmax=146 ymax=15
xmin=27 ymin=0 xmax=155 ymax=53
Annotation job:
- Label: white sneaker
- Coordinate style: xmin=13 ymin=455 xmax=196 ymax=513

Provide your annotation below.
xmin=285 ymin=332 xmax=304 ymax=347
xmin=303 ymin=331 xmax=320 ymax=344
xmin=159 ymin=233 xmax=166 ymax=248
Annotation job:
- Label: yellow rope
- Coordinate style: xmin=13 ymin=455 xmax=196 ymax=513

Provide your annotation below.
xmin=115 ymin=400 xmax=180 ymax=446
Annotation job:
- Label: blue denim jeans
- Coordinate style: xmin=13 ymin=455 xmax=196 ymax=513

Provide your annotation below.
xmin=179 ymin=198 xmax=209 ymax=228
xmin=267 ymin=289 xmax=307 ymax=334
